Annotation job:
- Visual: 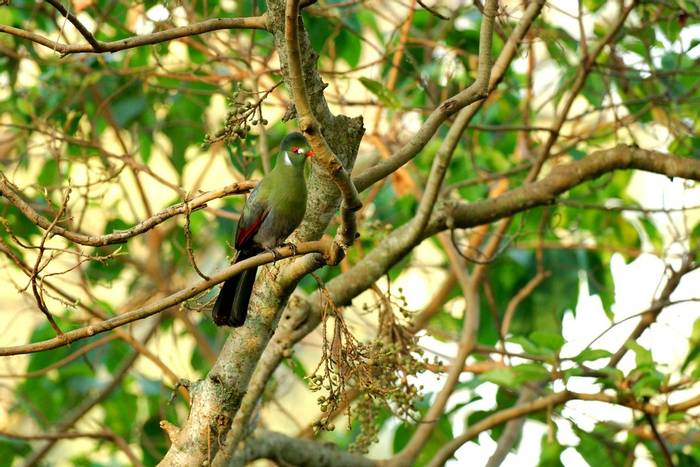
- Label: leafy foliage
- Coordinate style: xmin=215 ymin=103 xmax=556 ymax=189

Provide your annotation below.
xmin=0 ymin=0 xmax=699 ymax=466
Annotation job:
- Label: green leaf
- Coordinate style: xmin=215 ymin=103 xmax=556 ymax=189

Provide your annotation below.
xmin=599 ymin=367 xmax=625 ymax=389
xmin=359 ymin=77 xmax=401 ymax=109
xmin=513 ymin=363 xmax=551 ymax=383
xmin=539 ymin=433 xmax=564 ymax=466
xmin=0 ymin=436 xmax=31 ymax=465
xmin=37 ymin=159 xmax=60 ymax=187
xmin=632 ymin=372 xmax=663 ymax=399
xmin=139 ymin=131 xmax=152 ymax=163
xmin=583 ymin=0 xmax=607 ymax=12
xmin=576 ymin=427 xmax=626 ymax=466
xmin=530 ymin=331 xmax=565 ymax=353
xmin=681 ymin=317 xmax=700 ymax=371
xmin=508 ymin=336 xmax=555 ymax=358
xmin=480 ymin=367 xmax=516 ymax=387
xmin=574 ymin=348 xmax=612 ymax=363
xmin=626 ymin=340 xmax=652 ymax=367
xmin=336 ymin=27 xmax=361 ymax=68
xmin=393 ymin=411 xmax=452 ymax=463
xmin=103 ymin=386 xmax=137 ymax=439
xmin=162 ymin=83 xmax=212 ymax=174
xmin=111 ymin=94 xmax=147 ymax=128
xmin=581 ymin=73 xmax=607 ymax=107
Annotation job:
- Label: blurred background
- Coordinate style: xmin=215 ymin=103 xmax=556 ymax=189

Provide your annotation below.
xmin=1 ymin=0 xmax=699 ymax=465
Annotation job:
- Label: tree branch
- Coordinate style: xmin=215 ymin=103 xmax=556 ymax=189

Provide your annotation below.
xmin=609 ymin=256 xmax=694 ymax=367
xmin=426 ymin=389 xmax=700 ymax=467
xmin=440 ymin=145 xmax=700 ymax=232
xmin=0 ymin=15 xmax=267 ymax=55
xmin=351 ymin=0 xmax=547 ymax=192
xmin=284 ymin=0 xmax=362 ymax=253
xmin=233 ymin=430 xmax=375 ymax=467
xmin=280 ymin=145 xmax=700 ymax=376
xmin=0 ymin=173 xmax=254 ymax=246
xmin=0 ymin=240 xmax=329 ymax=356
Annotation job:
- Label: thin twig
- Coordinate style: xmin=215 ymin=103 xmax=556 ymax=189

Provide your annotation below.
xmin=29 ymin=188 xmax=71 ymax=337
xmin=416 ymin=0 xmax=449 ymax=20
xmin=644 ymin=412 xmax=674 ymax=467
xmin=183 ymin=193 xmax=210 ymax=280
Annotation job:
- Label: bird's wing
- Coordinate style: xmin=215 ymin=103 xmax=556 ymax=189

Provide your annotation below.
xmin=235 ymin=184 xmax=270 ymax=251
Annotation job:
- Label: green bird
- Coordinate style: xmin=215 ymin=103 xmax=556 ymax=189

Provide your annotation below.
xmin=212 ymin=132 xmax=313 ymax=327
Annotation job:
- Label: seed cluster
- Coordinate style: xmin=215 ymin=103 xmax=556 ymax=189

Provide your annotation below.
xmin=307 ymin=283 xmax=429 ymax=453
xmin=203 ymin=84 xmax=275 ymax=148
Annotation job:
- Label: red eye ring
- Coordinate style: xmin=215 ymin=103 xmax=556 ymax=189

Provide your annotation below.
xmin=291 ymin=146 xmax=300 ymax=154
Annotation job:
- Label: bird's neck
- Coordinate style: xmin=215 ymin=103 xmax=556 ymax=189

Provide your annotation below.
xmin=274 ymin=151 xmax=305 ymax=173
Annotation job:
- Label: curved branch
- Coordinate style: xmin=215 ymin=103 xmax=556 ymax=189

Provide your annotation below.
xmin=351 ymin=0 xmax=547 ymax=192
xmin=285 ymin=145 xmax=700 ymax=360
xmin=427 ymin=389 xmax=700 ymax=466
xmin=0 ymin=174 xmax=254 ymax=246
xmin=285 ymin=0 xmax=361 ymax=250
xmin=0 ymin=16 xmax=267 ymax=55
xmin=0 ymin=240 xmax=329 ymax=356
xmin=440 ymin=145 xmax=700 ymax=232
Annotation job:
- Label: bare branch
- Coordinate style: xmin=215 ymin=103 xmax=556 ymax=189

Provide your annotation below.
xmin=442 ymin=145 xmax=700 ymax=232
xmin=0 ymin=173 xmax=254 ymax=246
xmin=427 ymin=390 xmax=700 ymax=467
xmin=609 ymin=257 xmax=694 ymax=367
xmin=0 ymin=15 xmax=267 ymax=55
xmin=285 ymin=0 xmax=362 ymax=252
xmin=0 ymin=240 xmax=329 ymax=356
xmin=235 ymin=430 xmax=375 ymax=466
xmin=44 ymin=0 xmax=102 ymax=50
xmin=352 ymin=0 xmax=546 ymax=192
xmin=526 ymin=0 xmax=638 ymax=181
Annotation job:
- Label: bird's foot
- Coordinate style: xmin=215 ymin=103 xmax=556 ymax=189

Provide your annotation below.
xmin=281 ymin=242 xmax=298 ymax=256
xmin=265 ymin=247 xmax=283 ymax=265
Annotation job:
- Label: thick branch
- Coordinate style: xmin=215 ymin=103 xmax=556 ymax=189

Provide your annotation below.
xmin=160 ymin=0 xmax=364 ymax=463
xmin=286 ymin=145 xmax=700 ymax=360
xmin=440 ymin=145 xmax=700 ymax=232
xmin=233 ymin=430 xmax=375 ymax=467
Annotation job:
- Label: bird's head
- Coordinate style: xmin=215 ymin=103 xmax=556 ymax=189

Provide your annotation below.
xmin=281 ymin=132 xmax=314 ymax=167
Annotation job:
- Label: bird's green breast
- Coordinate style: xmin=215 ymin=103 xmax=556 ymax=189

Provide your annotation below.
xmin=260 ymin=162 xmax=307 ymax=219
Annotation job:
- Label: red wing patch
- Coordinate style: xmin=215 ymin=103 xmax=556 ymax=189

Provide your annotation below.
xmin=236 ymin=210 xmax=269 ymax=249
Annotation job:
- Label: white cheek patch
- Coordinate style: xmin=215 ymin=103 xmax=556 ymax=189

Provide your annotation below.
xmin=283 ymin=151 xmax=293 ymax=166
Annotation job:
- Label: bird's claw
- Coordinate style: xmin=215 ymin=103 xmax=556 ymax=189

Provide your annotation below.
xmin=265 ymin=247 xmax=281 ymax=264
xmin=283 ymin=242 xmax=298 ymax=256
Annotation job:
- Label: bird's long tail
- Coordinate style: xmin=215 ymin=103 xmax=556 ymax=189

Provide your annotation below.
xmin=212 ymin=252 xmax=258 ymax=327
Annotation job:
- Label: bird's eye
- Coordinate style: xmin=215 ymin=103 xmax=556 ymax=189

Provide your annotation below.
xmin=291 ymin=146 xmax=299 ymax=154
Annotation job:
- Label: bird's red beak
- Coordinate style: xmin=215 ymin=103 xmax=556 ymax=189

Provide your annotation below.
xmin=306 ymin=150 xmax=315 ymax=158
